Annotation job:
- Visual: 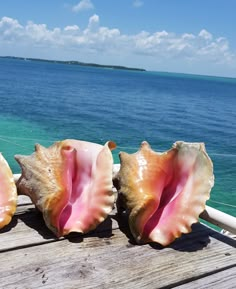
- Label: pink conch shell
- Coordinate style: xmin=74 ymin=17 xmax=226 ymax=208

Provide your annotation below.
xmin=15 ymin=140 xmax=116 ymax=236
xmin=113 ymin=141 xmax=214 ymax=246
xmin=0 ymin=153 xmax=17 ymax=229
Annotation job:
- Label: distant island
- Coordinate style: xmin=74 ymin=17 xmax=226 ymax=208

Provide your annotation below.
xmin=0 ymin=56 xmax=146 ymax=72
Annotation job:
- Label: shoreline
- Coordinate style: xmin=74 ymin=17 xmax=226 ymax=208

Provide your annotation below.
xmin=0 ymin=56 xmax=146 ymax=72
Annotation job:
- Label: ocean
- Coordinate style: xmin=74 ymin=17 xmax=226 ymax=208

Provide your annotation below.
xmin=0 ymin=57 xmax=235 ymax=218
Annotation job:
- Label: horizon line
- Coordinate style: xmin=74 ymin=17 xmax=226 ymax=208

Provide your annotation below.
xmin=1 ymin=55 xmax=236 ymax=81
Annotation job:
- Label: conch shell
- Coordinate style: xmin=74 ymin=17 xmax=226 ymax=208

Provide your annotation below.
xmin=15 ymin=139 xmax=116 ymax=236
xmin=113 ymin=141 xmax=214 ymax=246
xmin=0 ymin=153 xmax=17 ymax=229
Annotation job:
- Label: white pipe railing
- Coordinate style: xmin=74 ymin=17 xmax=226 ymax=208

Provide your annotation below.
xmin=200 ymin=205 xmax=236 ymax=235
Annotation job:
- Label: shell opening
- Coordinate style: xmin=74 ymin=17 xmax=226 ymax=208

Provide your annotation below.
xmin=125 ymin=142 xmax=213 ymax=245
xmin=143 ymin=167 xmax=190 ymax=238
xmin=58 ymin=146 xmax=95 ymax=235
xmin=56 ymin=141 xmax=115 ymax=236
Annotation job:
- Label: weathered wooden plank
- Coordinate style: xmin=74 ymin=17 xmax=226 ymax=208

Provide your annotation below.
xmin=174 ymin=266 xmax=236 ymax=289
xmin=0 ymin=223 xmax=235 ymax=289
xmin=0 ymin=205 xmax=118 ymax=252
xmin=1 ymin=190 xmax=119 ymax=252
xmin=0 ymin=205 xmax=58 ymax=252
xmin=0 ymin=202 xmax=235 ymax=254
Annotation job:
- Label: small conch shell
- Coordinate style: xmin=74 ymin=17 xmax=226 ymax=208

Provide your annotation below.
xmin=113 ymin=141 xmax=214 ymax=246
xmin=15 ymin=139 xmax=116 ymax=236
xmin=0 ymin=153 xmax=17 ymax=229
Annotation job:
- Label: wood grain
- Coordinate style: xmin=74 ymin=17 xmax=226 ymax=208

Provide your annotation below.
xmin=0 ymin=211 xmax=235 ymax=288
xmin=0 ymin=204 xmax=118 ymax=252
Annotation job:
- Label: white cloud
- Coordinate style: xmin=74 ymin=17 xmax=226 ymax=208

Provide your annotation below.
xmin=199 ymin=29 xmax=212 ymax=40
xmin=64 ymin=25 xmax=80 ymax=32
xmin=0 ymin=16 xmax=22 ymax=29
xmin=72 ymin=0 xmax=94 ymax=12
xmin=88 ymin=14 xmax=99 ymax=29
xmin=182 ymin=33 xmax=195 ymax=40
xmin=0 ymin=15 xmax=235 ymax=76
xmin=133 ymin=0 xmax=144 ymax=8
xmin=0 ymin=16 xmax=23 ymax=42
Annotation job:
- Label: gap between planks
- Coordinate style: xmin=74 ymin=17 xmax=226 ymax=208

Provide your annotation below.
xmin=171 ymin=266 xmax=236 ymax=289
xmin=161 ymin=264 xmax=236 ymax=289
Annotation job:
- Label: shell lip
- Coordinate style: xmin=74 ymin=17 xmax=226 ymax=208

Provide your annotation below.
xmin=53 ymin=140 xmax=116 ymax=236
xmin=115 ymin=140 xmax=214 ymax=246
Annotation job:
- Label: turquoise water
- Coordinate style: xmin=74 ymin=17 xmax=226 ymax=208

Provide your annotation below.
xmin=0 ymin=57 xmax=235 ymax=218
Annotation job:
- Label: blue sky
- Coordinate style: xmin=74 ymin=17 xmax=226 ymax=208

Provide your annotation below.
xmin=0 ymin=0 xmax=235 ymax=77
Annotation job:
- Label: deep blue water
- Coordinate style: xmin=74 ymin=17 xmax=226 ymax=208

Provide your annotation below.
xmin=0 ymin=57 xmax=235 ymax=217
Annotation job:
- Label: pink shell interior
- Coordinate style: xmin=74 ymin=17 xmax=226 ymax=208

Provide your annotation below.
xmin=57 ymin=140 xmax=115 ymax=235
xmin=0 ymin=153 xmax=17 ymax=229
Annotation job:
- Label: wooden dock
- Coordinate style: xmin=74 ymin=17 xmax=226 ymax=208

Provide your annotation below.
xmin=0 ymin=195 xmax=235 ymax=289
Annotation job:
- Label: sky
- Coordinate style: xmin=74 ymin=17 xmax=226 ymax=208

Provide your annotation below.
xmin=0 ymin=0 xmax=236 ymax=77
